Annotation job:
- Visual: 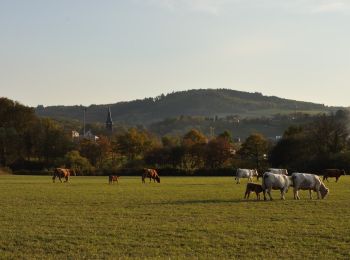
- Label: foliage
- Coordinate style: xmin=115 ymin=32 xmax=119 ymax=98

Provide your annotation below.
xmin=36 ymin=89 xmax=334 ymax=125
xmin=3 ymin=96 xmax=350 ymax=175
xmin=0 ymin=167 xmax=12 ymax=175
xmin=64 ymin=150 xmax=94 ymax=175
xmin=238 ymin=133 xmax=269 ymax=169
xmin=79 ymin=136 xmax=111 ymax=166
xmin=34 ymin=118 xmax=72 ymax=164
xmin=205 ymin=135 xmax=235 ymax=169
xmin=113 ymin=128 xmax=158 ymax=160
xmin=269 ymin=110 xmax=350 ymax=171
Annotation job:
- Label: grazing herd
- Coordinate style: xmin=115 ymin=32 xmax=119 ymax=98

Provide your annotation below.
xmin=52 ymin=166 xmax=345 ymax=201
xmin=238 ymin=167 xmax=338 ymax=201
xmin=52 ymin=168 xmax=160 ymax=184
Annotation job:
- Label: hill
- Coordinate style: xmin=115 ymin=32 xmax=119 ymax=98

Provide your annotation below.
xmin=35 ymin=89 xmax=337 ymax=125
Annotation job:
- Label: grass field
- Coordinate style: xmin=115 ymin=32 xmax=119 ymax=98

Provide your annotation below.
xmin=1 ymin=175 xmax=350 ymax=259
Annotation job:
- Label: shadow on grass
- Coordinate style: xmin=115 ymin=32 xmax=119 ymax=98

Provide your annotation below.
xmin=150 ymin=199 xmax=265 ymax=205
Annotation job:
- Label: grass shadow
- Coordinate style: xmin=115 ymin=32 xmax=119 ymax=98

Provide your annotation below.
xmin=150 ymin=198 xmax=265 ymax=205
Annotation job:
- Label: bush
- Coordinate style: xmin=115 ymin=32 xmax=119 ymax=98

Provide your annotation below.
xmin=97 ymin=158 xmax=124 ymax=176
xmin=10 ymin=160 xmax=46 ymax=171
xmin=64 ymin=151 xmax=94 ymax=175
xmin=0 ymin=167 xmax=12 ymax=175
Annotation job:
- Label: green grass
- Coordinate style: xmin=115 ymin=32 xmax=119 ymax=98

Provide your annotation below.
xmin=1 ymin=175 xmax=350 ymax=259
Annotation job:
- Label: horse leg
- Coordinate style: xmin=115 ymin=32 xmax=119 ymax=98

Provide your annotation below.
xmin=267 ymin=189 xmax=273 ymax=201
xmin=317 ymin=190 xmax=321 ymax=199
xmin=280 ymin=189 xmax=285 ymax=200
xmin=244 ymin=190 xmax=248 ymax=199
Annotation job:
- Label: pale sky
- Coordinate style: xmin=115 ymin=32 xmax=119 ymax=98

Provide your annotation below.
xmin=1 ymin=0 xmax=349 ymax=107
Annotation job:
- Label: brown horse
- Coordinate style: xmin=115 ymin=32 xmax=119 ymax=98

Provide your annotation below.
xmin=52 ymin=168 xmax=75 ymax=183
xmin=142 ymin=168 xmax=160 ymax=183
xmin=109 ymin=175 xmax=120 ymax=184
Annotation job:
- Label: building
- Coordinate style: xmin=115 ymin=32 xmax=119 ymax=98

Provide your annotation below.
xmin=72 ymin=130 xmax=99 ymax=142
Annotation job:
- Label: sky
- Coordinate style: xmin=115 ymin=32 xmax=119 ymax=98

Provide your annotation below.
xmin=0 ymin=0 xmax=349 ymax=107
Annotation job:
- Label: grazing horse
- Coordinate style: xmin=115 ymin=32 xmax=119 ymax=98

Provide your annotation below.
xmin=322 ymin=169 xmax=346 ymax=182
xmin=109 ymin=175 xmax=120 ymax=184
xmin=142 ymin=168 xmax=160 ymax=183
xmin=52 ymin=168 xmax=75 ymax=183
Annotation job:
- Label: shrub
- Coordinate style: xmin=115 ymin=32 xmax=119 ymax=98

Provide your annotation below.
xmin=0 ymin=167 xmax=12 ymax=175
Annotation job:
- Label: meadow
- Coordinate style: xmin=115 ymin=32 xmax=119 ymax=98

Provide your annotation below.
xmin=0 ymin=175 xmax=350 ymax=259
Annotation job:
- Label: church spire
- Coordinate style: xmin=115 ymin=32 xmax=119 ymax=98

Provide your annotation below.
xmin=106 ymin=107 xmax=113 ymax=132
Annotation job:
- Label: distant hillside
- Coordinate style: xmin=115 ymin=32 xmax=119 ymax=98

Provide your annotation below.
xmin=35 ymin=89 xmax=337 ymax=125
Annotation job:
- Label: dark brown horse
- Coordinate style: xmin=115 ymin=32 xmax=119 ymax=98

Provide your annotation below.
xmin=322 ymin=169 xmax=346 ymax=182
xmin=52 ymin=168 xmax=75 ymax=183
xmin=142 ymin=168 xmax=160 ymax=183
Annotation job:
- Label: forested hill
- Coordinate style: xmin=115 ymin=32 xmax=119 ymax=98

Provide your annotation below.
xmin=35 ymin=89 xmax=336 ymax=125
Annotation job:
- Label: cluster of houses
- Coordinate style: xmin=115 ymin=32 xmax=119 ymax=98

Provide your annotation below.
xmin=71 ymin=107 xmax=113 ymax=142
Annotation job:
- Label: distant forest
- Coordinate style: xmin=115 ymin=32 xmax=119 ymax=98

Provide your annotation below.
xmin=35 ymin=89 xmax=340 ymax=139
xmin=35 ymin=89 xmax=337 ymax=125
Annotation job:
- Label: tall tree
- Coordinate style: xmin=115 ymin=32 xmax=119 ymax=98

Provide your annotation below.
xmin=114 ymin=128 xmax=157 ymax=161
xmin=206 ymin=135 xmax=234 ymax=169
xmin=238 ymin=133 xmax=269 ymax=169
xmin=181 ymin=129 xmax=207 ymax=170
xmin=35 ymin=118 xmax=71 ymax=164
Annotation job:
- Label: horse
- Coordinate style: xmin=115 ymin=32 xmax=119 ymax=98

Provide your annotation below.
xmin=109 ymin=175 xmax=120 ymax=184
xmin=142 ymin=168 xmax=160 ymax=183
xmin=52 ymin=168 xmax=75 ymax=183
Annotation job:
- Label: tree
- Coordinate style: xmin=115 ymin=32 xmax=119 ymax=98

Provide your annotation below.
xmin=238 ymin=133 xmax=269 ymax=169
xmin=182 ymin=129 xmax=207 ymax=147
xmin=181 ymin=129 xmax=208 ymax=170
xmin=217 ymin=130 xmax=233 ymax=143
xmin=269 ymin=126 xmax=309 ymax=170
xmin=114 ymin=128 xmax=158 ymax=161
xmin=206 ymin=135 xmax=234 ymax=169
xmin=161 ymin=135 xmax=180 ymax=147
xmin=308 ymin=113 xmax=349 ymax=156
xmin=269 ymin=111 xmax=350 ymax=172
xmin=0 ymin=127 xmax=20 ymax=166
xmin=0 ymin=98 xmax=38 ymax=166
xmin=79 ymin=140 xmax=100 ymax=166
xmin=64 ymin=150 xmax=93 ymax=175
xmin=34 ymin=118 xmax=71 ymax=165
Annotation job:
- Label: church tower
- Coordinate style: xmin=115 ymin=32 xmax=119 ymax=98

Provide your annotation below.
xmin=106 ymin=107 xmax=113 ymax=132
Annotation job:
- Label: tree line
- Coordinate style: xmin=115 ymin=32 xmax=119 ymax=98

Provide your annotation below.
xmin=36 ymin=88 xmax=331 ymax=125
xmin=1 ymin=97 xmax=349 ymax=175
